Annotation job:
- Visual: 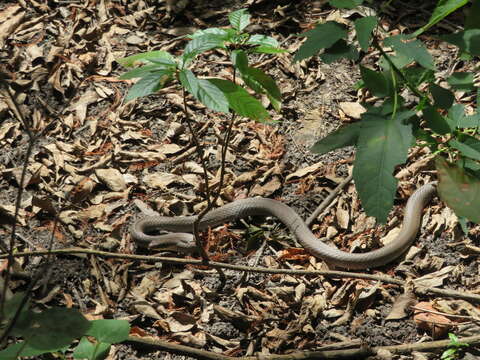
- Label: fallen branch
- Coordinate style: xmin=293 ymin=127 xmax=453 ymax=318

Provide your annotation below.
xmin=3 ymin=248 xmax=480 ymax=302
xmin=127 ymin=334 xmax=480 ymax=360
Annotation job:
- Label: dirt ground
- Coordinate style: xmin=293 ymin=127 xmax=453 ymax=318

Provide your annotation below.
xmin=0 ymin=0 xmax=479 ymax=359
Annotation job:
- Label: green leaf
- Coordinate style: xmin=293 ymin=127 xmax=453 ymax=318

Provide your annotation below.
xmin=179 ymin=69 xmax=199 ymax=97
xmin=23 ymin=307 xmax=91 ymax=350
xmin=354 ymin=16 xmax=378 ymax=51
xmin=353 ymin=110 xmax=414 ymax=223
xmin=329 ymin=0 xmax=363 ymax=8
xmin=196 ymin=79 xmax=230 ymax=113
xmin=458 ymin=216 xmax=469 ymax=234
xmin=117 ymin=50 xmax=176 ymax=67
xmin=207 ymin=78 xmax=270 ymax=122
xmin=450 ymin=138 xmax=480 ymax=161
xmin=189 ymin=27 xmax=229 ymax=39
xmin=294 ymin=21 xmax=348 ymax=62
xmin=423 ymin=106 xmax=452 ymax=134
xmin=441 ymin=348 xmax=457 ymax=359
xmin=311 ymin=122 xmax=361 ymax=154
xmin=182 ymin=34 xmax=226 ymax=65
xmin=447 ymin=72 xmax=475 ymax=91
xmin=412 ymin=0 xmax=469 ymax=37
xmin=0 ymin=342 xmax=51 ymax=359
xmin=124 ymin=70 xmax=173 ymax=102
xmin=231 ymin=50 xmax=249 ymax=73
xmin=402 ymin=67 xmax=435 ymax=87
xmin=447 ymin=103 xmax=467 ymax=128
xmin=464 ymin=158 xmax=480 ymax=172
xmin=251 ymin=46 xmax=288 ymax=54
xmin=228 ymin=8 xmax=251 ymax=31
xmin=179 ymin=71 xmax=229 ymax=113
xmin=73 ymin=337 xmax=111 ymax=360
xmin=119 ymin=64 xmax=165 ymax=80
xmin=320 ymin=39 xmax=359 ymax=63
xmin=238 ymin=66 xmax=282 ymax=111
xmin=465 ymin=0 xmax=480 ymax=29
xmin=429 ymin=83 xmax=454 ymax=109
xmin=3 ymin=292 xmax=32 ymax=336
xmin=85 ymin=320 xmax=130 ymax=344
xmin=379 ymin=52 xmax=413 ymax=71
xmin=440 ymin=29 xmax=480 ymax=56
xmin=458 ymin=113 xmax=480 ymax=128
xmin=384 ymin=35 xmax=436 ymax=70
xmin=247 ymin=34 xmax=280 ymax=47
xmin=436 ymin=156 xmax=480 ymax=223
xmin=360 ymin=66 xmax=391 ymax=97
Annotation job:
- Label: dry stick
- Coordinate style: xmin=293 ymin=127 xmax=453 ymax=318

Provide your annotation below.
xmin=181 ymin=86 xmax=211 ymax=262
xmin=3 ymin=248 xmax=480 ymax=303
xmin=0 ymin=81 xmax=60 ymax=345
xmin=127 ymin=334 xmax=480 ymax=360
xmin=0 ymin=84 xmax=34 ymax=312
xmin=306 ymin=173 xmax=353 ymax=226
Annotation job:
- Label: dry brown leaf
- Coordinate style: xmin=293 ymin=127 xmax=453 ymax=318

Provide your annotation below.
xmin=233 ymin=170 xmax=259 ymax=186
xmin=118 ymin=150 xmax=166 ymax=161
xmin=170 ymin=331 xmax=206 ymax=347
xmin=285 ymin=162 xmax=323 ymax=181
xmin=95 ymin=168 xmax=126 ymax=191
xmin=413 ymin=266 xmax=455 ymax=288
xmin=413 ymin=301 xmax=454 ymax=338
xmin=0 ymin=4 xmax=24 ymax=48
xmin=32 ymin=196 xmax=57 ymax=215
xmin=133 ymin=304 xmax=162 ymax=320
xmin=149 ymin=143 xmax=183 ymax=156
xmin=339 ymin=102 xmax=366 ymax=119
xmin=67 ymin=90 xmax=100 ymax=124
xmin=0 ymin=204 xmax=26 ymax=226
xmin=165 ymin=313 xmax=195 ymax=332
xmin=433 ymin=299 xmax=480 ymax=320
xmin=386 ymin=292 xmax=416 ymax=320
xmin=249 ymin=176 xmax=281 ymax=196
xmin=143 ymin=173 xmax=184 ymax=189
xmin=205 ymin=332 xmax=239 ymax=348
xmin=131 ymin=274 xmax=159 ymax=299
xmin=0 ymin=122 xmax=18 ymax=141
xmin=68 ymin=177 xmax=96 ymax=204
xmin=305 ymin=294 xmax=327 ymax=318
xmin=379 ymin=227 xmax=401 ymax=246
xmin=163 ymin=270 xmax=194 ymax=289
xmin=213 ymin=305 xmax=258 ymax=329
xmin=335 ymin=198 xmax=349 ymax=230
xmin=77 ymin=204 xmax=107 ymax=221
xmin=236 ymin=286 xmax=273 ymax=303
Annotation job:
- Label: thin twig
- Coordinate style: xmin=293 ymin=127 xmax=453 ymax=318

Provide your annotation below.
xmin=306 ymin=174 xmax=353 ymax=226
xmin=0 ymin=77 xmax=72 ymax=344
xmin=127 ymin=334 xmax=480 ymax=360
xmin=3 ymin=248 xmax=480 ymax=303
xmin=180 ymin=86 xmax=211 ymax=262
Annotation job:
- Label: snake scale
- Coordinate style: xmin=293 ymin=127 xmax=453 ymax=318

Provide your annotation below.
xmin=131 ymin=182 xmax=436 ymax=269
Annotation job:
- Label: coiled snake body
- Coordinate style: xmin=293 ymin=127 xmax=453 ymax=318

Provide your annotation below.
xmin=131 ymin=182 xmax=436 ymax=269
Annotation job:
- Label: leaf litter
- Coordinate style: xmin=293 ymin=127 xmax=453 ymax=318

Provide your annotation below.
xmin=0 ymin=0 xmax=479 ymax=359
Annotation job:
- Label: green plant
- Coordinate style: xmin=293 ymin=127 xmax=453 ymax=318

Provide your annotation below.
xmin=0 ymin=293 xmax=130 ymax=360
xmin=117 ymin=8 xmax=284 ymax=258
xmin=118 ymin=8 xmax=283 ymax=114
xmin=295 ymin=0 xmax=480 ymax=224
xmin=441 ymin=333 xmax=469 ymax=360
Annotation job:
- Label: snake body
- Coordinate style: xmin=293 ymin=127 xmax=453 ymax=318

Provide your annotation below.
xmin=132 ymin=182 xmax=436 ymax=269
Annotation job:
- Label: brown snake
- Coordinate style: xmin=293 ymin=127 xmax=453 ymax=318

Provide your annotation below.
xmin=131 ymin=182 xmax=436 ymax=269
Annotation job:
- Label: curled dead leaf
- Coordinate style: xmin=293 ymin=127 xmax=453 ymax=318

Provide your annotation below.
xmin=413 ymin=301 xmax=454 ymax=338
xmin=95 ymin=168 xmax=126 ymax=191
